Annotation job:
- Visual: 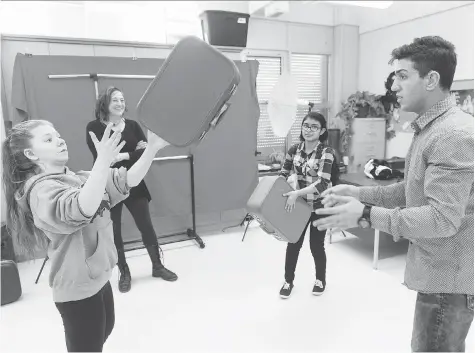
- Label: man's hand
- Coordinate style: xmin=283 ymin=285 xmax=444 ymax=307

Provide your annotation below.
xmin=313 ymin=195 xmax=365 ymax=230
xmin=283 ymin=190 xmax=299 ymax=213
xmin=321 ymin=184 xmax=359 ymax=199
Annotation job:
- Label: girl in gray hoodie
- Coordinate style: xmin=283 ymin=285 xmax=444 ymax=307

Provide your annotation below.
xmin=2 ymin=119 xmax=169 ymax=352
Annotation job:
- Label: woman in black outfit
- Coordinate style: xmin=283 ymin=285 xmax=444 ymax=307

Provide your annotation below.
xmin=86 ymin=86 xmax=178 ymax=293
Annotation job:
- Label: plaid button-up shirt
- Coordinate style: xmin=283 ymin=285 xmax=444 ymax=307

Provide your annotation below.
xmin=360 ymin=96 xmax=474 ymax=294
xmin=279 ymin=142 xmax=334 ymax=210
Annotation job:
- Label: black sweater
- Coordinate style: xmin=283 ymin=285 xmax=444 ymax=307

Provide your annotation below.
xmin=86 ymin=118 xmax=151 ymax=202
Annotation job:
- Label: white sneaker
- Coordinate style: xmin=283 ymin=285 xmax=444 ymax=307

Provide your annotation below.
xmin=279 ymin=282 xmax=294 ymax=299
xmin=312 ymin=280 xmax=325 ymax=296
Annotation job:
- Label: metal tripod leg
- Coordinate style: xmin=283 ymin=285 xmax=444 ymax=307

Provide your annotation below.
xmin=241 ymin=216 xmax=253 ymax=242
xmin=329 ymin=229 xmax=348 ymax=244
xmin=35 ymin=256 xmax=49 ymax=284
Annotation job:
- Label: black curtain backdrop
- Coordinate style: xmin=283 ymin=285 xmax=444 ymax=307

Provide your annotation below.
xmin=11 ymin=54 xmax=260 ymax=223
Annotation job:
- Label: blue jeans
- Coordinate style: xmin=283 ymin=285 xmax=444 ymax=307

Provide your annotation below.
xmin=412 ymin=292 xmax=474 ymax=352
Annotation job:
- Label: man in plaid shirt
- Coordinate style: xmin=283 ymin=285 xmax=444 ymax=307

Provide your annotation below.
xmin=314 ymin=36 xmax=473 ymax=352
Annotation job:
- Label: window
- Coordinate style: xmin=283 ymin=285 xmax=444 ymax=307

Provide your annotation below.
xmin=289 ymin=54 xmax=328 ymax=144
xmin=249 ymin=56 xmax=284 ymax=153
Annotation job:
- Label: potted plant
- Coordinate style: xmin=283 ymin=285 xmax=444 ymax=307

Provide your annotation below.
xmin=335 ymin=90 xmax=396 ymax=156
xmin=267 ymin=149 xmax=285 ymax=169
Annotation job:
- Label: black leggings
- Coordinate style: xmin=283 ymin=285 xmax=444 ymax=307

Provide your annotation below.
xmin=55 ymin=282 xmax=114 ymax=352
xmin=110 ymin=196 xmax=158 ymax=251
xmin=284 ymin=212 xmax=327 ymax=285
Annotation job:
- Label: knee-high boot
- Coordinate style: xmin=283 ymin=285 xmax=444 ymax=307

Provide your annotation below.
xmin=145 ymin=244 xmax=178 ymax=281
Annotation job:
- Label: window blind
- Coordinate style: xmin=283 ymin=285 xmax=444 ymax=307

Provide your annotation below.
xmin=289 ymin=54 xmax=328 ymax=144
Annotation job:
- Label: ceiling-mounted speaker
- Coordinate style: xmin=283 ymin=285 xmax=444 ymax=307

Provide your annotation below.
xmin=264 ymin=1 xmax=290 ymax=18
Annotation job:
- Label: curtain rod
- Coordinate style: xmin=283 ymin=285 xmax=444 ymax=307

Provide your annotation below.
xmin=0 ymin=34 xmax=247 ymax=53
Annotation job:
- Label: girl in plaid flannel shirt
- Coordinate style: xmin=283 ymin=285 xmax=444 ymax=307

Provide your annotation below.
xmin=278 ymin=112 xmax=335 ymax=298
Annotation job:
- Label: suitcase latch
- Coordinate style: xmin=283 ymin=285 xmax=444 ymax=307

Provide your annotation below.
xmin=210 ymin=103 xmax=230 ymax=128
xmin=230 ymin=84 xmax=238 ymax=96
xmin=199 ymin=130 xmax=207 ymax=141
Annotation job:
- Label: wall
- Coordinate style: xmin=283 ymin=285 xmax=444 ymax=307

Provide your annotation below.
xmin=1 ymin=4 xmax=334 ymax=124
xmin=0 ymin=2 xmax=335 ymax=235
xmin=357 ymin=1 xmax=473 ymax=34
xmin=329 ymin=25 xmax=359 ymax=121
xmin=0 ymin=1 xmax=333 ymax=54
xmin=0 ymin=39 xmax=5 ymax=225
xmin=359 ymin=3 xmax=474 ymax=93
xmin=358 ymin=3 xmax=474 ymax=158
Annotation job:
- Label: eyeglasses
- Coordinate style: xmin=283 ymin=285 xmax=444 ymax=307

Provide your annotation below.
xmin=302 ymin=123 xmax=321 ymax=132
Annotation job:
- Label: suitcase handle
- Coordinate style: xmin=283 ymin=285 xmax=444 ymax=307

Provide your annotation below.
xmin=272 ymin=234 xmax=284 ymax=242
xmin=253 ymin=214 xmax=285 ymax=242
xmin=258 ymin=225 xmax=284 ymax=242
xmin=254 ymin=216 xmax=275 ymax=235
xmin=259 ymin=224 xmax=275 ymax=235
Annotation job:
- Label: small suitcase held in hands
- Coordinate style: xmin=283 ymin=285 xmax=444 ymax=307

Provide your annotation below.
xmin=1 ymin=260 xmax=22 ymax=306
xmin=137 ymin=36 xmax=241 ymax=147
xmin=246 ymin=176 xmax=312 ymax=243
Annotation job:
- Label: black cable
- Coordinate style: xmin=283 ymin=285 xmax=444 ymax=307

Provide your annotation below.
xmin=221 ymin=214 xmax=253 ymax=232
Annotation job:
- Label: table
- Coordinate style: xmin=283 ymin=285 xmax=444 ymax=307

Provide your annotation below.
xmin=338 ymin=172 xmax=403 ymax=270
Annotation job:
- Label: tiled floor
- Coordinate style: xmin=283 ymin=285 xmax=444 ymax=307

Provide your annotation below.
xmin=1 ymin=225 xmax=473 ymax=353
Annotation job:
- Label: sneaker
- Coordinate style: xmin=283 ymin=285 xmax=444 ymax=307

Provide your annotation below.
xmin=312 ymin=280 xmax=325 ymax=296
xmin=279 ymin=282 xmax=294 ymax=299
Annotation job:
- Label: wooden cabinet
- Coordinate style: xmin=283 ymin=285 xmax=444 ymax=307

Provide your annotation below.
xmin=348 ymin=117 xmax=386 ymax=173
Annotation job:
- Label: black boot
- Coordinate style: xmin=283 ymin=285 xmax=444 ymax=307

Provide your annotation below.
xmin=117 ymin=249 xmax=132 ymax=293
xmin=145 ymin=244 xmax=178 ymax=281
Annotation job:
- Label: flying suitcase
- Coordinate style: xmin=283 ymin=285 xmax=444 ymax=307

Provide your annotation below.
xmin=246 ymin=176 xmax=312 ymax=243
xmin=1 ymin=260 xmax=22 ymax=306
xmin=137 ymin=36 xmax=241 ymax=147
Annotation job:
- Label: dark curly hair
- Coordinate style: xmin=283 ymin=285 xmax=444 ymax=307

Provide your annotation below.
xmin=379 ymin=72 xmax=400 ymax=113
xmin=389 ymin=36 xmax=457 ymax=91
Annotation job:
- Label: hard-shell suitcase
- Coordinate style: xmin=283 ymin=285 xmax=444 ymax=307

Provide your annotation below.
xmin=1 ymin=260 xmax=22 ymax=306
xmin=246 ymin=176 xmax=312 ymax=243
xmin=137 ymin=36 xmax=241 ymax=147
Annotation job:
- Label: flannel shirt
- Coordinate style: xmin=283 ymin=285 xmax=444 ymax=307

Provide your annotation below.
xmin=279 ymin=142 xmax=334 ymax=210
xmin=359 ymin=96 xmax=474 ymax=295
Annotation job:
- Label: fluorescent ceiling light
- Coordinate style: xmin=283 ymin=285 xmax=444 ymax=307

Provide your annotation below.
xmin=306 ymin=1 xmax=394 ymax=9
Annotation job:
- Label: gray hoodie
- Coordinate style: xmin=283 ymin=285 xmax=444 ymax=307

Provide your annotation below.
xmin=17 ymin=167 xmax=130 ymax=302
